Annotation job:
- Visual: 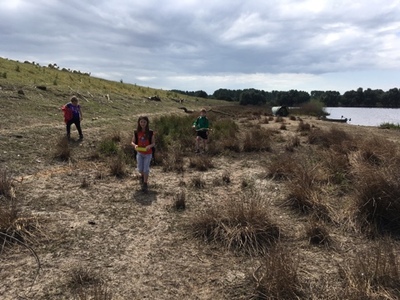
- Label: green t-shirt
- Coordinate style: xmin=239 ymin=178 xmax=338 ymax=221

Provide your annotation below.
xmin=193 ymin=116 xmax=209 ymax=131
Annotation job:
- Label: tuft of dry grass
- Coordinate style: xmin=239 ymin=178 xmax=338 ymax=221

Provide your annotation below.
xmin=243 ymin=128 xmax=272 ymax=152
xmin=190 ymin=176 xmax=206 ymax=189
xmin=253 ymin=245 xmax=304 ymax=299
xmin=265 ymin=153 xmax=300 ymax=181
xmin=306 ymin=221 xmax=334 ymax=248
xmin=285 ymin=135 xmax=300 ymax=152
xmin=161 ymin=147 xmax=185 ymax=173
xmin=0 ymin=169 xmax=14 ymax=200
xmin=191 ymin=192 xmax=280 ymax=255
xmin=67 ymin=267 xmax=112 ymax=300
xmin=352 ymin=166 xmax=400 ymax=236
xmin=109 ymin=154 xmax=127 ymax=178
xmin=54 ymin=136 xmax=71 ymax=161
xmin=189 ymin=155 xmax=214 ymax=171
xmin=174 ymin=190 xmax=186 ymax=210
xmin=340 ymin=240 xmax=400 ymax=299
xmin=297 ymin=120 xmax=311 ymax=132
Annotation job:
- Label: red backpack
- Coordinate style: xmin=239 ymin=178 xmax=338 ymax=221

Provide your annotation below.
xmin=61 ymin=105 xmax=73 ymax=123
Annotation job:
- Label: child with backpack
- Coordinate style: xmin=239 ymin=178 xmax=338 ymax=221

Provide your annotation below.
xmin=131 ymin=116 xmax=155 ymax=192
xmin=62 ymin=95 xmax=83 ymax=140
xmin=192 ymin=108 xmax=210 ymax=153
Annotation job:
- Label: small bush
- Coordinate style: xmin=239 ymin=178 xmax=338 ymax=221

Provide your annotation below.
xmin=243 ymin=128 xmax=272 ymax=152
xmin=266 ymin=154 xmax=299 ymax=180
xmin=352 ymin=166 xmax=400 ymax=236
xmin=297 ymin=120 xmax=311 ymax=132
xmin=109 ymin=154 xmax=127 ymax=178
xmin=340 ymin=240 xmax=400 ymax=299
xmin=99 ymin=139 xmax=118 ymax=156
xmin=191 ymin=192 xmax=280 ymax=255
xmin=253 ymin=246 xmax=304 ymax=299
xmin=285 ymin=135 xmax=300 ymax=151
xmin=189 ymin=155 xmax=213 ymax=171
xmin=191 ymin=176 xmax=205 ymax=189
xmin=161 ymin=147 xmax=185 ymax=173
xmin=174 ymin=191 xmax=186 ymax=210
xmin=54 ymin=136 xmax=71 ymax=161
xmin=67 ymin=267 xmax=112 ymax=300
xmin=0 ymin=169 xmax=14 ymax=200
xmin=306 ymin=222 xmax=333 ymax=248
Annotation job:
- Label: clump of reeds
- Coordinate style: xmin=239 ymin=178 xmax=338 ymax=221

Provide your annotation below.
xmin=285 ymin=135 xmax=300 ymax=152
xmin=352 ymin=166 xmax=400 ymax=236
xmin=243 ymin=128 xmax=272 ymax=152
xmin=297 ymin=120 xmax=311 ymax=132
xmin=189 ymin=155 xmax=213 ymax=171
xmin=265 ymin=153 xmax=299 ymax=181
xmin=191 ymin=191 xmax=280 ymax=255
xmin=67 ymin=266 xmax=112 ymax=300
xmin=0 ymin=169 xmax=41 ymax=247
xmin=306 ymin=221 xmax=334 ymax=248
xmin=253 ymin=245 xmax=304 ymax=299
xmin=54 ymin=136 xmax=71 ymax=161
xmin=340 ymin=240 xmax=400 ymax=299
xmin=174 ymin=191 xmax=186 ymax=211
xmin=283 ymin=163 xmax=332 ymax=222
xmin=109 ymin=153 xmax=127 ymax=178
xmin=191 ymin=176 xmax=205 ymax=189
xmin=161 ymin=147 xmax=185 ymax=173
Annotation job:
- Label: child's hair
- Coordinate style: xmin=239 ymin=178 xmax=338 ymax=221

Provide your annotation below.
xmin=136 ymin=116 xmax=150 ymax=138
xmin=70 ymin=96 xmax=78 ymax=103
xmin=200 ymin=108 xmax=207 ymax=112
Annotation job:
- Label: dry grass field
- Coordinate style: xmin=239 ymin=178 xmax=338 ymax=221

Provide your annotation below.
xmin=1 ymin=58 xmax=400 ymax=299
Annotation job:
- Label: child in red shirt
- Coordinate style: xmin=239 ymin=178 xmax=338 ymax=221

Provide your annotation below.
xmin=131 ymin=116 xmax=155 ymax=192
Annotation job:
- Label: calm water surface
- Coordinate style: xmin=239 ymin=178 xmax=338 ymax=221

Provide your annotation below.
xmin=324 ymin=107 xmax=400 ymax=127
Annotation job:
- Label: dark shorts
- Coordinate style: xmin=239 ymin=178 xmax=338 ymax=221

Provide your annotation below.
xmin=196 ymin=130 xmax=208 ymax=140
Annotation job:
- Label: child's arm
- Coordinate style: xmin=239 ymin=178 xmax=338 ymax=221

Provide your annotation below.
xmin=131 ymin=133 xmax=137 ymax=149
xmin=146 ymin=134 xmax=156 ymax=151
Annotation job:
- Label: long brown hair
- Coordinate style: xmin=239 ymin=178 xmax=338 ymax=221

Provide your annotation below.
xmin=136 ymin=116 xmax=150 ymax=139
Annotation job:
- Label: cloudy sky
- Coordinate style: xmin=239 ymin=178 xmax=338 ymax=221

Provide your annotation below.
xmin=1 ymin=0 xmax=400 ymax=95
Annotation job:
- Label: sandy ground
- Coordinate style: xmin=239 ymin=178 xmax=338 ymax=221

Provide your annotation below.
xmin=1 ymin=114 xmax=400 ymax=299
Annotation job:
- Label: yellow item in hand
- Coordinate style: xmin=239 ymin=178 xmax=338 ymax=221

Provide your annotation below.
xmin=136 ymin=147 xmax=147 ymax=152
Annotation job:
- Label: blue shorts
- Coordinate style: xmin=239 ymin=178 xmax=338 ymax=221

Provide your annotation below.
xmin=136 ymin=152 xmax=152 ymax=174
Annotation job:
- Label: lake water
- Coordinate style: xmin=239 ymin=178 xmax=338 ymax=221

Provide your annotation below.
xmin=324 ymin=107 xmax=400 ymax=127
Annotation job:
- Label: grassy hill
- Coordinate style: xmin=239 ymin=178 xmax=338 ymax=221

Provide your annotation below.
xmin=1 ymin=57 xmax=400 ymax=300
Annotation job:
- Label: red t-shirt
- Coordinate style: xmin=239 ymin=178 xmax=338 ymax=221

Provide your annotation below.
xmin=136 ymin=131 xmax=152 ymax=154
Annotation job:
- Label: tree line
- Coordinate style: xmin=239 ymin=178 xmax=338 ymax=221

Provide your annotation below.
xmin=172 ymin=87 xmax=400 ymax=108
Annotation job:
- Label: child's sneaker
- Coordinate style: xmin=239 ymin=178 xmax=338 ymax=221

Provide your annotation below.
xmin=142 ymin=183 xmax=148 ymax=192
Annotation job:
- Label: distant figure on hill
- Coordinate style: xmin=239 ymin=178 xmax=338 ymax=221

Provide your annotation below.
xmin=62 ymin=96 xmax=83 ymax=141
xmin=192 ymin=108 xmax=210 ymax=153
xmin=131 ymin=116 xmax=155 ymax=192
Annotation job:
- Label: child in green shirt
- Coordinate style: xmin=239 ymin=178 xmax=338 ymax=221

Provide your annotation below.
xmin=192 ymin=108 xmax=210 ymax=153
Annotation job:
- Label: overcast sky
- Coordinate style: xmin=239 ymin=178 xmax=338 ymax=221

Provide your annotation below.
xmin=1 ymin=0 xmax=400 ymax=95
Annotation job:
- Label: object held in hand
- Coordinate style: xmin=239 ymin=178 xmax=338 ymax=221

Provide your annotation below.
xmin=136 ymin=147 xmax=147 ymax=152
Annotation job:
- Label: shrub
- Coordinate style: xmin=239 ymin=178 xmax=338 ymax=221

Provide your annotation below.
xmin=297 ymin=120 xmax=311 ymax=132
xmin=285 ymin=135 xmax=300 ymax=151
xmin=67 ymin=266 xmax=112 ymax=300
xmin=99 ymin=138 xmax=119 ymax=156
xmin=243 ymin=128 xmax=272 ymax=152
xmin=174 ymin=191 xmax=186 ymax=210
xmin=54 ymin=136 xmax=71 ymax=161
xmin=188 ymin=155 xmax=213 ymax=171
xmin=352 ymin=166 xmax=400 ymax=236
xmin=161 ymin=147 xmax=185 ymax=173
xmin=190 ymin=176 xmax=205 ymax=189
xmin=253 ymin=246 xmax=304 ymax=299
xmin=306 ymin=221 xmax=334 ymax=248
xmin=340 ymin=240 xmax=400 ymax=299
xmin=109 ymin=153 xmax=127 ymax=178
xmin=266 ymin=154 xmax=299 ymax=181
xmin=191 ymin=191 xmax=280 ymax=255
